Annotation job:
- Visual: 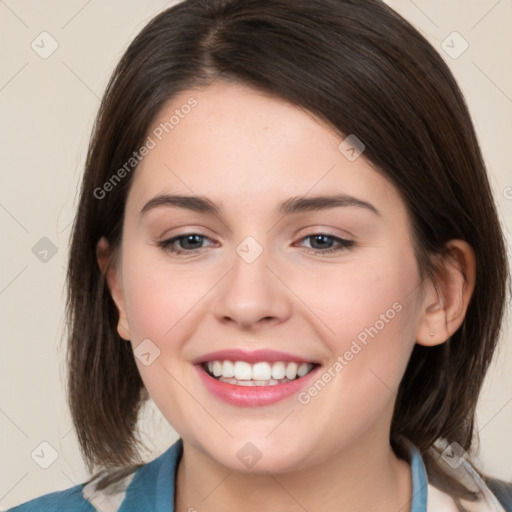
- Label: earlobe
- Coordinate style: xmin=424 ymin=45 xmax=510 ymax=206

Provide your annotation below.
xmin=416 ymin=240 xmax=476 ymax=347
xmin=96 ymin=237 xmax=131 ymax=341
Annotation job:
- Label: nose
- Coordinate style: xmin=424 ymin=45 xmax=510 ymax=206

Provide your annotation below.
xmin=213 ymin=245 xmax=292 ymax=331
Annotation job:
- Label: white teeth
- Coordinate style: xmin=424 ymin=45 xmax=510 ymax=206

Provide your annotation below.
xmin=271 ymin=361 xmax=286 ymax=380
xmin=297 ymin=363 xmax=312 ymax=377
xmin=212 ymin=361 xmax=223 ymax=377
xmin=285 ymin=362 xmax=298 ymax=380
xmin=252 ymin=362 xmax=272 ymax=380
xmin=222 ymin=360 xmax=235 ymax=378
xmin=204 ymin=360 xmax=314 ymax=382
xmin=220 ymin=377 xmax=291 ymax=386
xmin=234 ymin=361 xmax=252 ymax=380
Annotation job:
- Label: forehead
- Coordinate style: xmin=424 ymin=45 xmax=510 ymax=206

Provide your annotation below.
xmin=126 ymin=81 xmax=404 ymax=221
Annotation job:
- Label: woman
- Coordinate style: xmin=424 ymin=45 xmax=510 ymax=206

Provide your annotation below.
xmin=9 ymin=0 xmax=512 ymax=510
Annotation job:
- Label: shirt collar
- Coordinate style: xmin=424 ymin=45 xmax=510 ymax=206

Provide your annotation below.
xmin=409 ymin=443 xmax=429 ymax=512
xmin=126 ymin=438 xmax=431 ymax=512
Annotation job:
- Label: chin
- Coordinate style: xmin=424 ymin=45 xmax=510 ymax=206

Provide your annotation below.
xmin=199 ymin=436 xmax=310 ymax=474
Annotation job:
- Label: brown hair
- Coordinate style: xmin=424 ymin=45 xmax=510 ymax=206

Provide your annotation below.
xmin=66 ymin=0 xmax=509 ymax=493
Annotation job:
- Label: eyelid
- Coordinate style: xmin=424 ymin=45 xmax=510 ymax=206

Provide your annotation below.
xmin=294 ymin=224 xmax=355 ymax=240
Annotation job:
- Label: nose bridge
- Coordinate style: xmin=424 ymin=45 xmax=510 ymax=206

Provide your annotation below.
xmin=213 ymin=235 xmax=291 ymax=328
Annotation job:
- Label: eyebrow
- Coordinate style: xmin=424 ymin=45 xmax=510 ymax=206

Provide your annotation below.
xmin=139 ymin=193 xmax=381 ymax=217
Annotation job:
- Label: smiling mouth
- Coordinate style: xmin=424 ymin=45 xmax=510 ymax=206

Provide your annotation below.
xmin=201 ymin=360 xmax=318 ymax=387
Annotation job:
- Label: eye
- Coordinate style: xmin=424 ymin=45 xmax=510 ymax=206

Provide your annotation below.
xmin=158 ymin=232 xmax=354 ymax=256
xmin=297 ymin=233 xmax=354 ymax=254
xmin=158 ymin=233 xmax=215 ymax=254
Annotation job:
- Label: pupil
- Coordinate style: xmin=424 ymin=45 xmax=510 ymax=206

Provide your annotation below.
xmin=312 ymin=235 xmax=331 ymax=249
xmin=183 ymin=235 xmax=202 ymax=249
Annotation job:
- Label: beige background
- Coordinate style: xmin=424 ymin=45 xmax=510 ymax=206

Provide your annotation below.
xmin=0 ymin=0 xmax=511 ymax=508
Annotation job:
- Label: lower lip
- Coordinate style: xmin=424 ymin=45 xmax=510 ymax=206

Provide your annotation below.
xmin=194 ymin=364 xmax=321 ymax=407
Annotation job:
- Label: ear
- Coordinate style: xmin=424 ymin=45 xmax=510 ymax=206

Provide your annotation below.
xmin=415 ymin=240 xmax=476 ymax=347
xmin=96 ymin=236 xmax=131 ymax=340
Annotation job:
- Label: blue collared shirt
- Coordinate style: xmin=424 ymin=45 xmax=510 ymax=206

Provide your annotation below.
xmin=7 ymin=439 xmax=508 ymax=511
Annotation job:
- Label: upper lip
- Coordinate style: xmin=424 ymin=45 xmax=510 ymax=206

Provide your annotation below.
xmin=192 ymin=349 xmax=319 ymax=365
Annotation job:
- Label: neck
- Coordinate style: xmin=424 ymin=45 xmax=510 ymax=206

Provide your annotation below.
xmin=175 ymin=430 xmax=412 ymax=512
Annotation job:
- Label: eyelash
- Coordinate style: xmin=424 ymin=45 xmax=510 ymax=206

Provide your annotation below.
xmin=158 ymin=233 xmax=354 ymax=256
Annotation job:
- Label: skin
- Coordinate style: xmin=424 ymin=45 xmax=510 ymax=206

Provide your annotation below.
xmin=97 ymin=81 xmax=475 ymax=512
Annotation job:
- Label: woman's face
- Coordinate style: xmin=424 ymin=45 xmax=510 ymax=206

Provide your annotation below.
xmin=111 ymin=81 xmax=427 ymax=472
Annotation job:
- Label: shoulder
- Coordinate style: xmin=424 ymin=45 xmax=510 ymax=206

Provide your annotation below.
xmin=422 ymin=439 xmax=512 ymax=512
xmin=8 ymin=439 xmax=184 ymax=512
xmin=484 ymin=477 xmax=512 ymax=511
xmin=7 ymin=484 xmax=94 ymax=512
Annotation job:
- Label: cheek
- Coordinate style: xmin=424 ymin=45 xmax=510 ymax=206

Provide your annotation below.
xmin=297 ymin=250 xmax=421 ymax=380
xmin=290 ymin=257 xmax=421 ymax=444
xmin=121 ymin=251 xmax=217 ymax=343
